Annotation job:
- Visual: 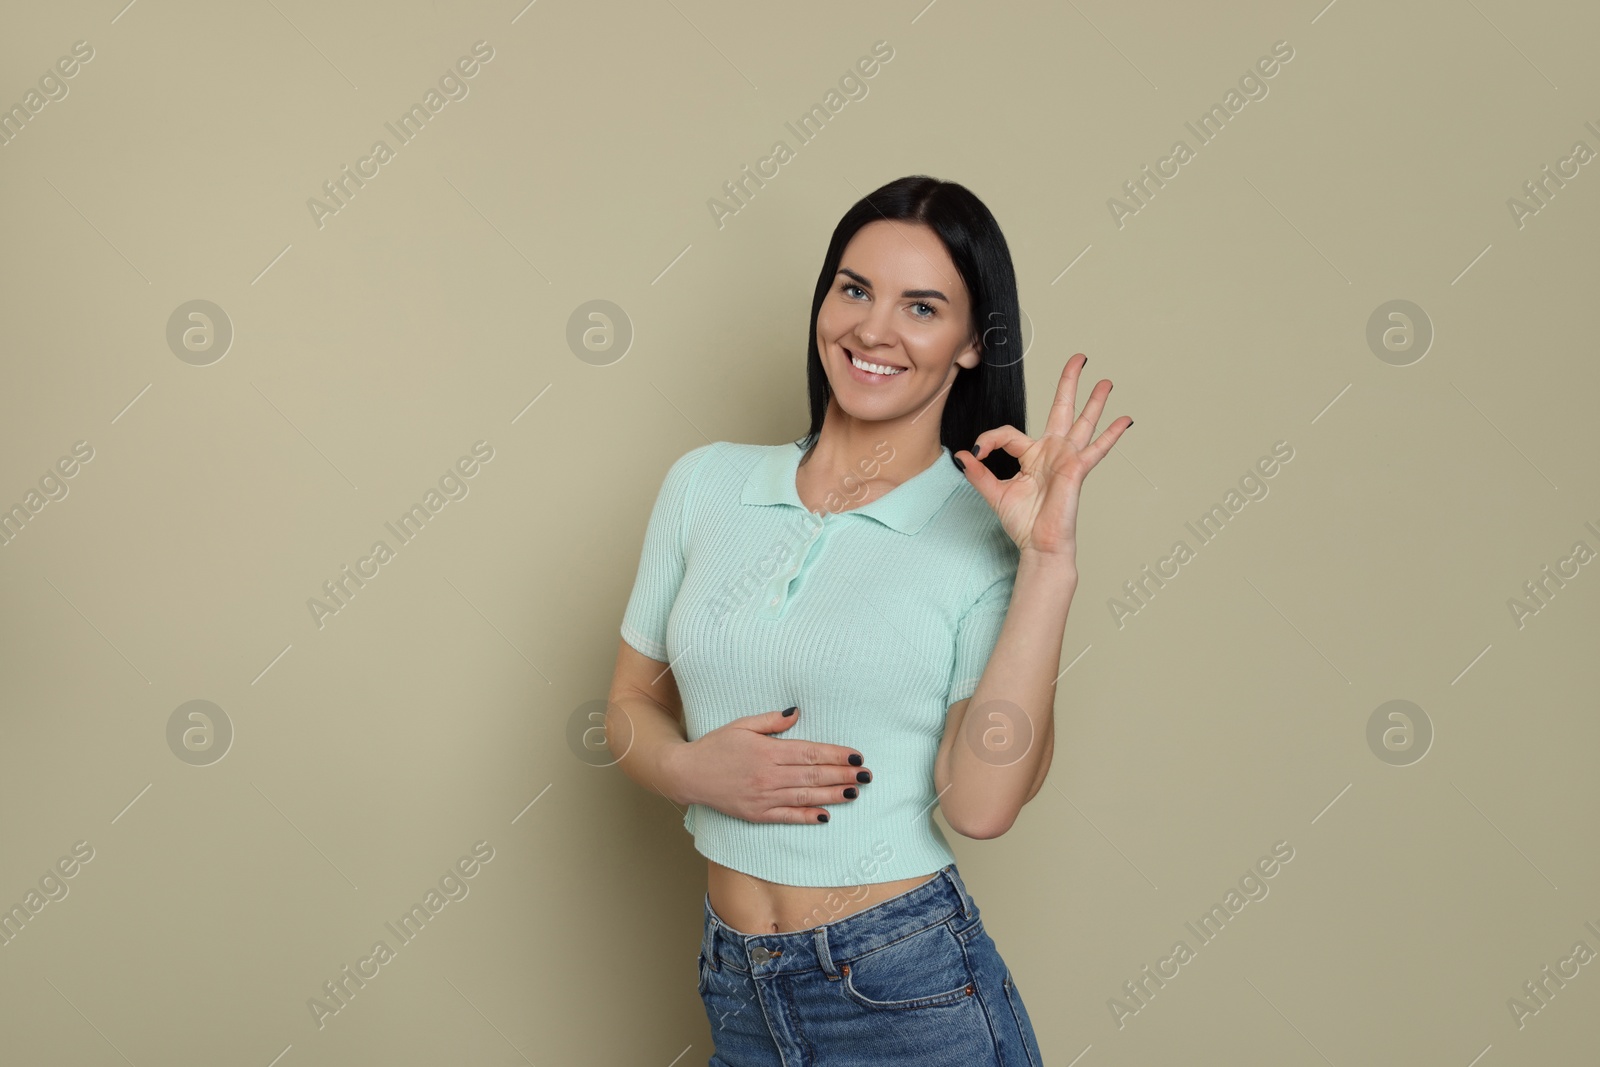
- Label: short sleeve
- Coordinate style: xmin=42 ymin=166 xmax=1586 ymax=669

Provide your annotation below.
xmin=619 ymin=445 xmax=707 ymax=662
xmin=945 ymin=573 xmax=1015 ymax=706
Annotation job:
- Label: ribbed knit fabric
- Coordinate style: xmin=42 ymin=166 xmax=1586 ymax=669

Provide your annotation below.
xmin=620 ymin=438 xmax=1019 ymax=887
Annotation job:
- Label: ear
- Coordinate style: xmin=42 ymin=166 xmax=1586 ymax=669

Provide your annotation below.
xmin=955 ymin=332 xmax=982 ymax=370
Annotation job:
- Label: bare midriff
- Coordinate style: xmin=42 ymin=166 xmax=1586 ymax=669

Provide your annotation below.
xmin=707 ymin=859 xmax=941 ymax=935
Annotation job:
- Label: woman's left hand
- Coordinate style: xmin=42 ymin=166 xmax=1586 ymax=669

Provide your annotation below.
xmin=955 ymin=353 xmax=1132 ymax=561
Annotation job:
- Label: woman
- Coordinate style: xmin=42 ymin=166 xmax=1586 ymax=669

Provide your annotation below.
xmin=607 ymin=175 xmax=1130 ymax=1064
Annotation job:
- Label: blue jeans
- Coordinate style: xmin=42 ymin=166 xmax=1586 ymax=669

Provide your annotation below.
xmin=697 ymin=863 xmax=1044 ymax=1065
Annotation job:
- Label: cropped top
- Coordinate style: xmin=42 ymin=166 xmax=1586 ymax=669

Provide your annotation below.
xmin=619 ymin=438 xmax=1020 ymax=887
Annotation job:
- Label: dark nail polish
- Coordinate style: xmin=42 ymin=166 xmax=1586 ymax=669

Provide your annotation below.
xmin=844 ymin=787 xmax=858 ymax=799
xmin=856 ymin=770 xmax=871 ymax=783
xmin=953 ymin=456 xmax=965 ymax=472
xmin=848 ymin=754 xmax=862 ymax=766
xmin=817 ymin=812 xmax=828 ymax=823
xmin=782 ymin=706 xmax=796 ymax=716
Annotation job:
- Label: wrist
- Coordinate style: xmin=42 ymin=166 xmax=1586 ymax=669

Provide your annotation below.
xmin=655 ymin=738 xmax=696 ymax=807
xmin=1019 ymin=547 xmax=1078 ymax=582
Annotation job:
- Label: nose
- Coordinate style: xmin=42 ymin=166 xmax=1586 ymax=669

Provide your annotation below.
xmin=856 ymin=301 xmax=896 ymax=349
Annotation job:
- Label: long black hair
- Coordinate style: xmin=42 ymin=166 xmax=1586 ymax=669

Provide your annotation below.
xmin=796 ymin=175 xmax=1026 ymax=481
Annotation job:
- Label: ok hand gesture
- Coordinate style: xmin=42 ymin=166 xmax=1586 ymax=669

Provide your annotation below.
xmin=955 ymin=353 xmax=1132 ymax=562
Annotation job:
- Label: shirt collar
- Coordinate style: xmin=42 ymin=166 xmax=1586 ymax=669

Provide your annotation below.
xmin=740 ymin=440 xmax=965 ymax=535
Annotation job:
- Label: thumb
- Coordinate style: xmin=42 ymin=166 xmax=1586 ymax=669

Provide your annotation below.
xmin=747 ymin=705 xmax=799 ymax=733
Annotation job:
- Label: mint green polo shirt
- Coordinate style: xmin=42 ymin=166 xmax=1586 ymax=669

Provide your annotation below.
xmin=620 ymin=438 xmax=1019 ymax=887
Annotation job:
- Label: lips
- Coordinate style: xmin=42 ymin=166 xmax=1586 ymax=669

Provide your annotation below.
xmin=843 ymin=346 xmax=905 ymax=372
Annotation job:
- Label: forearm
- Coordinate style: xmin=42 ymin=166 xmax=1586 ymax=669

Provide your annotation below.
xmin=943 ymin=551 xmax=1077 ymax=838
xmin=605 ymin=690 xmax=694 ymax=808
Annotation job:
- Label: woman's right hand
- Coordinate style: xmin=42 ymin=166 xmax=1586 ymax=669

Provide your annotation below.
xmin=666 ymin=706 xmax=870 ymax=824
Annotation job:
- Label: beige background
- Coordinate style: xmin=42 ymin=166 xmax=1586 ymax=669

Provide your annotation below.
xmin=2 ymin=0 xmax=1597 ymax=1063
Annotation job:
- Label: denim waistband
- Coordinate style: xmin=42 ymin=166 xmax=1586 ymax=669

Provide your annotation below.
xmin=699 ymin=863 xmax=979 ymax=979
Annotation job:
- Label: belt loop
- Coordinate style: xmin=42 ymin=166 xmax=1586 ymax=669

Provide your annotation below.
xmin=813 ymin=922 xmax=839 ymax=978
xmin=700 ymin=893 xmax=721 ymax=972
xmin=941 ymin=863 xmax=974 ymax=920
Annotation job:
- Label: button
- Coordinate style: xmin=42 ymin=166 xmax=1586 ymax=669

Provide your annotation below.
xmin=769 ymin=595 xmax=780 ymax=606
xmin=750 ymin=946 xmax=781 ymax=962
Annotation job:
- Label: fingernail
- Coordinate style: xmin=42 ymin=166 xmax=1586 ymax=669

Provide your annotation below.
xmin=954 ymin=456 xmax=965 ymax=472
xmin=972 ymin=444 xmax=983 ymax=458
xmin=783 ymin=706 xmax=796 ymax=716
xmin=844 ymin=787 xmax=858 ymax=799
xmin=817 ymin=812 xmax=829 ymax=823
xmin=857 ymin=770 xmax=871 ymax=783
xmin=848 ymin=753 xmax=862 ymax=766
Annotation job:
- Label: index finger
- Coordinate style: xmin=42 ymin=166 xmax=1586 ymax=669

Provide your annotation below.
xmin=771 ymin=740 xmax=865 ymax=768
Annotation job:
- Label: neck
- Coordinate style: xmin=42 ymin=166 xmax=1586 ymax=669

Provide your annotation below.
xmin=802 ymin=408 xmax=945 ymax=490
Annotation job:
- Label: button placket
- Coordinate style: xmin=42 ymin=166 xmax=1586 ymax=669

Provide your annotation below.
xmin=763 ymin=514 xmax=829 ymax=616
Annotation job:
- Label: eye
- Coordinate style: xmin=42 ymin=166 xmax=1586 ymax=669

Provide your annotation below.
xmin=840 ymin=282 xmax=867 ymax=299
xmin=911 ymin=302 xmax=936 ymax=319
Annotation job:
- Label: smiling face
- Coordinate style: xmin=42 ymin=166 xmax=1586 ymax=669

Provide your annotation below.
xmin=814 ymin=219 xmax=981 ymax=419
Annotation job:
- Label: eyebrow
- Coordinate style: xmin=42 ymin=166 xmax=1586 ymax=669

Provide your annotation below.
xmin=836 ymin=267 xmax=949 ymax=304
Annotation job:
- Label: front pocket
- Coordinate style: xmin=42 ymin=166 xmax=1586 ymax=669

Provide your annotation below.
xmin=839 ymin=920 xmax=978 ymax=1010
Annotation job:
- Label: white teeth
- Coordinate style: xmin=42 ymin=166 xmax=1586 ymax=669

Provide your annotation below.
xmin=849 ymin=353 xmax=905 ymax=376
